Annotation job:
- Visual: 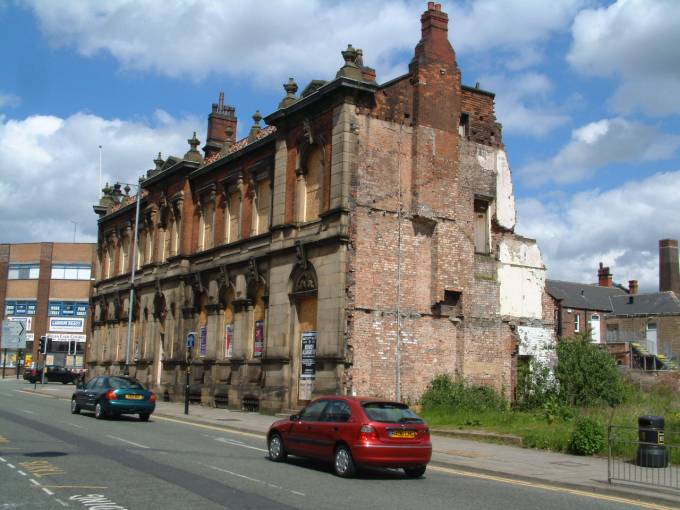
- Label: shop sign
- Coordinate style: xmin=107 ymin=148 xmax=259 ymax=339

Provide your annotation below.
xmin=254 ymin=320 xmax=264 ymax=358
xmin=49 ymin=318 xmax=84 ymax=333
xmin=48 ymin=333 xmax=86 ymax=343
xmin=225 ymin=324 xmax=234 ymax=359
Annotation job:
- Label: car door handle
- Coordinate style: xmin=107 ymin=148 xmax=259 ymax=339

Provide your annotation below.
xmin=333 ymin=427 xmax=339 ymax=432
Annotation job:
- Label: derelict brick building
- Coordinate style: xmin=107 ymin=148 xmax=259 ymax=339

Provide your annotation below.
xmin=89 ymin=3 xmax=553 ymax=412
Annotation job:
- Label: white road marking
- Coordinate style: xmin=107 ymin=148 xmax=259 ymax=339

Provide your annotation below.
xmin=65 ymin=422 xmax=84 ymax=429
xmin=106 ymin=435 xmax=150 ymax=449
xmin=30 ymin=478 xmax=40 ymax=486
xmin=55 ymin=498 xmax=69 ymax=507
xmin=22 ymin=409 xmax=36 ymax=414
xmin=0 ymin=456 xmax=6 ymax=462
xmin=7 ymin=463 xmax=15 ymax=468
xmin=42 ymin=487 xmax=55 ymax=496
xmin=206 ymin=464 xmax=305 ymax=497
xmin=17 ymin=470 xmax=26 ymax=476
xmin=215 ymin=437 xmax=267 ymax=453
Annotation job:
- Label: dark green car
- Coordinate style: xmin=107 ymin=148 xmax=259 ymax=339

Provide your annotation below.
xmin=71 ymin=375 xmax=156 ymax=421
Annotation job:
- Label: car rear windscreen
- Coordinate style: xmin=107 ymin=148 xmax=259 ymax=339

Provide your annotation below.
xmin=108 ymin=377 xmax=145 ymax=390
xmin=362 ymin=402 xmax=423 ymax=423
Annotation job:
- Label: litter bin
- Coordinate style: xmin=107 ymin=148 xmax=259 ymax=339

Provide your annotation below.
xmin=636 ymin=415 xmax=668 ymax=468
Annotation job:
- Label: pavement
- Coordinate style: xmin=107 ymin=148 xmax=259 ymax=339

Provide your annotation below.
xmin=11 ymin=379 xmax=680 ymax=508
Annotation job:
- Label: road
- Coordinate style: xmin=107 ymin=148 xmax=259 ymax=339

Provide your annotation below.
xmin=0 ymin=378 xmax=667 ymax=510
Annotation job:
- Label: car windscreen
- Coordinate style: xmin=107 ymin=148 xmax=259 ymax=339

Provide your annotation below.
xmin=362 ymin=402 xmax=423 ymax=423
xmin=108 ymin=377 xmax=145 ymax=390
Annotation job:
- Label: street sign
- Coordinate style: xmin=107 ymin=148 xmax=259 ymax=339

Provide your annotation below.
xmin=1 ymin=320 xmax=26 ymax=349
xmin=186 ymin=332 xmax=196 ymax=350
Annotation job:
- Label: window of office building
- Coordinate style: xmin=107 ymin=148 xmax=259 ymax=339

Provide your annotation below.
xmin=4 ymin=300 xmax=37 ymax=316
xmin=49 ymin=301 xmax=89 ymax=317
xmin=51 ymin=264 xmax=92 ymax=280
xmin=8 ymin=263 xmax=40 ymax=280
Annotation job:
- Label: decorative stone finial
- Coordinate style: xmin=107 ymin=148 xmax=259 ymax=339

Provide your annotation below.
xmin=278 ymin=77 xmax=299 ymax=109
xmin=248 ymin=111 xmax=262 ymax=142
xmin=336 ymin=44 xmax=363 ymax=81
xmin=153 ymin=152 xmax=164 ymax=171
xmin=220 ymin=125 xmax=235 ymax=156
xmin=184 ymin=131 xmax=203 ymax=163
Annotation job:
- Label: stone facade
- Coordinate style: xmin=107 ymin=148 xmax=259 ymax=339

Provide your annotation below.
xmin=89 ymin=3 xmax=551 ymax=411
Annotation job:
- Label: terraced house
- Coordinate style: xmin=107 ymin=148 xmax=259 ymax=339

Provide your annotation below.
xmin=89 ymin=3 xmax=553 ymax=412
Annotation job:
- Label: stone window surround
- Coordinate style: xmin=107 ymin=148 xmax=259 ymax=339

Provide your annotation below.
xmin=196 ymin=182 xmax=217 ymax=252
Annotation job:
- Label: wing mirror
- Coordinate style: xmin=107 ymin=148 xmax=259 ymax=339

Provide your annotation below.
xmin=290 ymin=414 xmax=299 ymax=421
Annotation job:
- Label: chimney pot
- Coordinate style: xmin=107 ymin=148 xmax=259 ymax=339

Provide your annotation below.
xmin=428 ymin=1 xmax=435 ymax=9
xmin=629 ymin=280 xmax=638 ymax=295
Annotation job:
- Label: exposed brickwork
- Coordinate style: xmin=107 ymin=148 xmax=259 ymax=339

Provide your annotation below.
xmin=88 ymin=4 xmax=549 ymax=410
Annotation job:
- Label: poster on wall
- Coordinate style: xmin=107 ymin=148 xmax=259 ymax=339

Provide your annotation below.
xmin=298 ymin=331 xmax=317 ymax=401
xmin=199 ymin=326 xmax=207 ymax=358
xmin=254 ymin=320 xmax=264 ymax=358
xmin=225 ymin=324 xmax=234 ymax=359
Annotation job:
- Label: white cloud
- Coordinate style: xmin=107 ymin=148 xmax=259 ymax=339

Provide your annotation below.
xmin=0 ymin=111 xmax=200 ymax=243
xmin=449 ymin=0 xmax=585 ymax=63
xmin=517 ymin=171 xmax=680 ymax=292
xmin=479 ymin=72 xmax=570 ymax=137
xmin=568 ymin=0 xmax=680 ymax=116
xmin=0 ymin=93 xmax=21 ymax=108
xmin=21 ymin=0 xmax=584 ymax=86
xmin=519 ymin=118 xmax=680 ymax=185
xmin=23 ymin=0 xmax=417 ymax=85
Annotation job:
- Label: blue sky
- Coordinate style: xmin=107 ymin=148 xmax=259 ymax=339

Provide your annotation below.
xmin=1 ymin=0 xmax=679 ymax=291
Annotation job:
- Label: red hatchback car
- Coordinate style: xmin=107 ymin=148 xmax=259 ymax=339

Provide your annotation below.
xmin=267 ymin=397 xmax=432 ymax=478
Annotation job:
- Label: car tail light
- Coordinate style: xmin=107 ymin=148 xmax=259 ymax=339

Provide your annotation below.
xmin=106 ymin=390 xmax=118 ymax=400
xmin=149 ymin=392 xmax=157 ymax=402
xmin=359 ymin=425 xmax=377 ymax=442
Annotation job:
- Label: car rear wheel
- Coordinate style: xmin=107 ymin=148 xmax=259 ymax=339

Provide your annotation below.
xmin=404 ymin=465 xmax=427 ymax=478
xmin=70 ymin=398 xmax=80 ymax=415
xmin=94 ymin=401 xmax=106 ymax=420
xmin=333 ymin=445 xmax=356 ymax=478
xmin=139 ymin=413 xmax=150 ymax=422
xmin=268 ymin=433 xmax=287 ymax=462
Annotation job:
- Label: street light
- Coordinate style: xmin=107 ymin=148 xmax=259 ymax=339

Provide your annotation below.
xmin=116 ymin=181 xmax=142 ymax=376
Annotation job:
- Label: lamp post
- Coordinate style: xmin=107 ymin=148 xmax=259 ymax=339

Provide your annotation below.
xmin=118 ymin=182 xmax=142 ymax=376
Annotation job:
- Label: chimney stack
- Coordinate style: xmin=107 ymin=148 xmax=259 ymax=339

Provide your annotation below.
xmin=203 ymin=92 xmax=237 ymax=161
xmin=597 ymin=262 xmax=613 ymax=287
xmin=659 ymin=239 xmax=680 ymax=294
xmin=413 ymin=2 xmax=453 ymax=62
xmin=628 ymin=280 xmax=638 ymax=295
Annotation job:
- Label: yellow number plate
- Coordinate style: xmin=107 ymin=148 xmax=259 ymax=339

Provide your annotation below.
xmin=124 ymin=394 xmax=144 ymax=400
xmin=390 ymin=430 xmax=416 ymax=439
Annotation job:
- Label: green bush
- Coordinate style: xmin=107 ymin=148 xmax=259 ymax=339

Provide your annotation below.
xmin=570 ymin=417 xmax=606 ymax=455
xmin=556 ymin=333 xmax=625 ymax=407
xmin=515 ymin=358 xmax=557 ymax=410
xmin=421 ymin=374 xmax=507 ymax=412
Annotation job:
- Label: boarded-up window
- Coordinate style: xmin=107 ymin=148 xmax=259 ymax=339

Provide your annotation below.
xmin=304 ymin=147 xmax=323 ymax=222
xmin=202 ymin=201 xmax=214 ymax=250
xmin=474 ymin=199 xmax=489 ymax=254
xmin=255 ymin=179 xmax=271 ymax=235
xmin=227 ymin=191 xmax=240 ymax=243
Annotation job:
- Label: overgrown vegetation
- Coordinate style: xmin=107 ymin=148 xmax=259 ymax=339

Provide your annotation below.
xmin=420 ymin=333 xmax=680 ymax=457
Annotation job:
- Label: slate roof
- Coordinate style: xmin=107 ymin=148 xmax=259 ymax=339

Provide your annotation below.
xmin=610 ymin=291 xmax=680 ymax=316
xmin=546 ymin=279 xmax=627 ymax=312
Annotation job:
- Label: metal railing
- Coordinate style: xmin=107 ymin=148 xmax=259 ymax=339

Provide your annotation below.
xmin=608 ymin=425 xmax=679 ymax=491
